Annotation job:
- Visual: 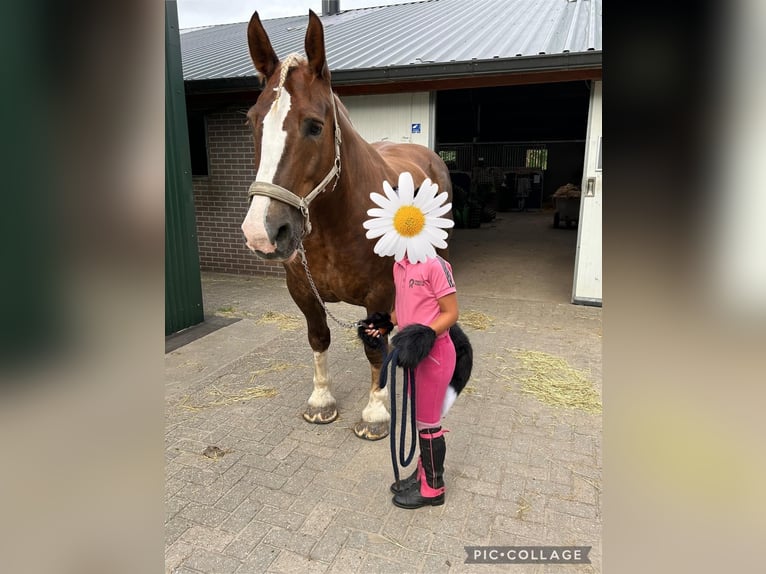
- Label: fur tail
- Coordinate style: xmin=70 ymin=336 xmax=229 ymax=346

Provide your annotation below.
xmin=442 ymin=323 xmax=473 ymax=416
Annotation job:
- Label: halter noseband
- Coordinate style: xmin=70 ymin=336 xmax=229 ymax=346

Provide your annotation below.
xmin=247 ymin=91 xmax=342 ymax=236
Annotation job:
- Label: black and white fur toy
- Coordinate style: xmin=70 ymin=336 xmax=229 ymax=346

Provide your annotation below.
xmin=359 ymin=318 xmax=473 ymax=416
xmin=442 ymin=323 xmax=473 ymax=416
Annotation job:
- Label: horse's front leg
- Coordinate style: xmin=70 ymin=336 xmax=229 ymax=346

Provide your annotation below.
xmin=302 ymin=312 xmax=338 ymax=424
xmin=286 ymin=275 xmax=338 ymax=425
xmin=304 ymin=342 xmax=338 ymax=424
xmin=353 ymin=344 xmax=390 ymax=441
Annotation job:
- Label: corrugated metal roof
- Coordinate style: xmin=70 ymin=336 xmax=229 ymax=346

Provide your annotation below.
xmin=181 ymin=0 xmax=601 ymax=82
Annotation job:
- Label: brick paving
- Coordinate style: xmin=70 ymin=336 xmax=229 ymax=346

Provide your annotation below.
xmin=166 ymin=213 xmax=602 ymax=573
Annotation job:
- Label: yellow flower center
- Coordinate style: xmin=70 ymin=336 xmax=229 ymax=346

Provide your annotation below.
xmin=393 ymin=205 xmax=425 ymax=237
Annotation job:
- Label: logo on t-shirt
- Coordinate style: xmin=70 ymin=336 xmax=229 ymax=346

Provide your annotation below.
xmin=408 ymin=278 xmax=425 ymax=288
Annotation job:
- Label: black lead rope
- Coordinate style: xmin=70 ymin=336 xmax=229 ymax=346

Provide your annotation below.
xmin=379 ymin=347 xmax=417 ymax=488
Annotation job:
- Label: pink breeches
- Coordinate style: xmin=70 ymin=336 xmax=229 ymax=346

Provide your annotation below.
xmin=414 ymin=333 xmax=456 ymax=428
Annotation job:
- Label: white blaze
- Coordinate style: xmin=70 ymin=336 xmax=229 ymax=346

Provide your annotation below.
xmin=241 ymin=89 xmax=292 ymax=252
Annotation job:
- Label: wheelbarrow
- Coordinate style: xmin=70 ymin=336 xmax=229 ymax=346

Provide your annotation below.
xmin=553 ymin=196 xmax=580 ymax=228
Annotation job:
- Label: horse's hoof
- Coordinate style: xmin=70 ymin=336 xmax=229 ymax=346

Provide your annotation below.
xmin=353 ymin=420 xmax=390 ymax=441
xmin=303 ymin=405 xmax=338 ymax=424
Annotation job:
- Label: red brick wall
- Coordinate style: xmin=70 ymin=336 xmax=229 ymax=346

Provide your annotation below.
xmin=192 ymin=105 xmax=286 ymax=277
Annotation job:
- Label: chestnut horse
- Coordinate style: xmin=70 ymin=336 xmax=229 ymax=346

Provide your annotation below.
xmin=240 ymin=10 xmax=452 ymax=440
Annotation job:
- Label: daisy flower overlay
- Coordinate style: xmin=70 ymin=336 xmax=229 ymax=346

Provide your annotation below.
xmin=362 ymin=172 xmax=454 ymax=263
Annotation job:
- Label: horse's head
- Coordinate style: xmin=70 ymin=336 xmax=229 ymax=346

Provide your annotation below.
xmin=241 ymin=10 xmax=340 ymax=262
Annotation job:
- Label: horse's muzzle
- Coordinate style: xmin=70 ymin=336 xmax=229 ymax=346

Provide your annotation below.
xmin=242 ymin=196 xmax=304 ymax=261
xmin=250 ymin=244 xmax=299 ymax=262
xmin=245 ymin=227 xmax=300 ymax=261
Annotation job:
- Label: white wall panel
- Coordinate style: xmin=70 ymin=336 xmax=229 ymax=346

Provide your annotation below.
xmin=341 ymin=92 xmax=433 ymax=148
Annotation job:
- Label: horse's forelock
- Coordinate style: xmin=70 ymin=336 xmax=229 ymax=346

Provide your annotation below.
xmin=274 ymin=53 xmax=307 ymax=103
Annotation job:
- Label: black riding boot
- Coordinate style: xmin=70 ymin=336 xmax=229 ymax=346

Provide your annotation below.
xmin=390 ymin=458 xmax=421 ymax=494
xmin=392 ymin=427 xmax=445 ymax=509
xmin=391 ymin=457 xmax=423 ymax=494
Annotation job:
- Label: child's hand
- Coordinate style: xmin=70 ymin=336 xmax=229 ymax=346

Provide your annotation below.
xmin=357 ymin=312 xmax=393 ymax=348
xmin=364 ymin=325 xmax=387 ymax=338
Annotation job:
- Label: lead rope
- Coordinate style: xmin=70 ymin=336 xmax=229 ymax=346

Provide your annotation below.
xmin=297 ymin=244 xmax=359 ymax=329
xmin=380 ymin=347 xmax=417 ymax=488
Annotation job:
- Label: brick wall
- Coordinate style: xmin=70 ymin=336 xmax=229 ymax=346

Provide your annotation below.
xmin=192 ymin=105 xmax=286 ymax=277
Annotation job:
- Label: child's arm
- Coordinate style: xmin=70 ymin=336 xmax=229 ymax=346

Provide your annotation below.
xmin=429 ymin=293 xmax=458 ymax=336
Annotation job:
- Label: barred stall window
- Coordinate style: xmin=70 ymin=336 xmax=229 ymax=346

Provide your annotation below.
xmin=526 ymin=148 xmax=548 ymax=170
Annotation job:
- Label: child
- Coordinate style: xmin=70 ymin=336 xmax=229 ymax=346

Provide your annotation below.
xmin=359 ymin=172 xmax=470 ymax=509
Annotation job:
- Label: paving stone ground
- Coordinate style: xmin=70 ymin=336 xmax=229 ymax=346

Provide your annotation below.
xmin=166 ymin=213 xmax=602 ymax=573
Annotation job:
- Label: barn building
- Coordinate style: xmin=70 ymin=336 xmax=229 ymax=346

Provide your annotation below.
xmin=180 ymin=0 xmax=602 ymax=305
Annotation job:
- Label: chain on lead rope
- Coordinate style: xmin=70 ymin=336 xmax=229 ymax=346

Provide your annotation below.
xmin=298 ymin=243 xmax=360 ymax=330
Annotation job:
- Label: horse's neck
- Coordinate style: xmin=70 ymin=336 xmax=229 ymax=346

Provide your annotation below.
xmin=336 ymin=103 xmax=387 ymax=172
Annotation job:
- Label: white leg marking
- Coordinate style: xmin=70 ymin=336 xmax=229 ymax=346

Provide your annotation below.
xmin=362 ymin=385 xmax=390 ymax=424
xmin=307 ymin=350 xmax=335 ymax=408
xmin=241 ymin=88 xmax=292 ymax=252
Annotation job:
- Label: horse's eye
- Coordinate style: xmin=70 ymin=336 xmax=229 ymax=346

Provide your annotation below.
xmin=305 ymin=120 xmax=323 ymax=137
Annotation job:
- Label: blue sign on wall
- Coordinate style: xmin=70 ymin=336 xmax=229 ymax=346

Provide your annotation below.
xmin=411 ymin=123 xmax=421 ymax=134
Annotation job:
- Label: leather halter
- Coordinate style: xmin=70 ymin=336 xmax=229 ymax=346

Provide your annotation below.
xmin=247 ymin=92 xmax=342 ymax=236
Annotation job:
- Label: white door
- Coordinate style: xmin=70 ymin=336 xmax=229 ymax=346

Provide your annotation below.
xmin=572 ymin=80 xmax=602 ymax=305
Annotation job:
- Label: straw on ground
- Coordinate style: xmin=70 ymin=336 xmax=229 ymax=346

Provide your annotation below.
xmin=178 ymin=384 xmax=278 ymax=411
xmin=509 ymin=349 xmax=602 ymax=414
xmin=459 ymin=310 xmax=493 ymax=330
xmin=256 ymin=311 xmax=303 ymax=330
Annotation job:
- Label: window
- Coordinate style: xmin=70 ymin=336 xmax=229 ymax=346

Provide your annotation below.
xmin=187 ymin=112 xmax=209 ymax=176
xmin=525 ymin=148 xmax=548 ymax=170
xmin=438 ymin=149 xmax=457 ymax=165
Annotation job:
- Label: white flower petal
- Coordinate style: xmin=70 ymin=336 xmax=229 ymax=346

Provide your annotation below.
xmin=362 ymin=214 xmax=394 ymax=229
xmin=382 ymin=180 xmax=401 ymax=205
xmin=374 ymin=229 xmax=400 ymax=256
xmin=426 ymin=202 xmax=453 ymax=219
xmin=397 ymin=172 xmax=415 ymax=205
xmin=408 ymin=236 xmax=436 ymax=263
xmin=394 ymin=236 xmax=408 ymax=261
xmin=413 ymin=178 xmax=438 ymax=209
xmin=366 ymin=208 xmax=391 ymax=218
xmin=422 ymin=226 xmax=449 ymax=244
xmin=365 ymin=226 xmax=389 ymax=239
xmin=426 ymin=216 xmax=455 ymax=229
xmin=370 ymin=192 xmax=396 ymax=211
xmin=419 ymin=192 xmax=450 ymax=215
xmin=362 ymin=219 xmax=393 ymax=231
xmin=405 ymin=239 xmax=423 ymax=263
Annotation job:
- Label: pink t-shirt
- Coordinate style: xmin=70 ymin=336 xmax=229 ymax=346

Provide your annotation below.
xmin=393 ymin=256 xmax=456 ymax=331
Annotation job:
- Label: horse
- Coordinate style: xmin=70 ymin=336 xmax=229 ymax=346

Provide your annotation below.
xmin=240 ymin=10 xmax=453 ymax=440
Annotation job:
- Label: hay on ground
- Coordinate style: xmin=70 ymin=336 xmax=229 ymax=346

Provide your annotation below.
xmin=509 ymin=349 xmax=601 ymax=414
xmin=247 ymin=362 xmax=296 ymax=383
xmin=256 ymin=311 xmax=303 ymax=331
xmin=459 ymin=310 xmax=493 ymax=330
xmin=178 ymin=385 xmax=278 ymax=411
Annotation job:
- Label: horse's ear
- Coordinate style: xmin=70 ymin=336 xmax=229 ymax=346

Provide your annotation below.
xmin=247 ymin=12 xmax=279 ymax=79
xmin=305 ymin=10 xmax=330 ymax=80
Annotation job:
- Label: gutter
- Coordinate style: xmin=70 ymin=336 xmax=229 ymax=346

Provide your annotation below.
xmin=332 ymin=51 xmax=602 ymax=85
xmin=185 ymin=51 xmax=602 ymax=95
